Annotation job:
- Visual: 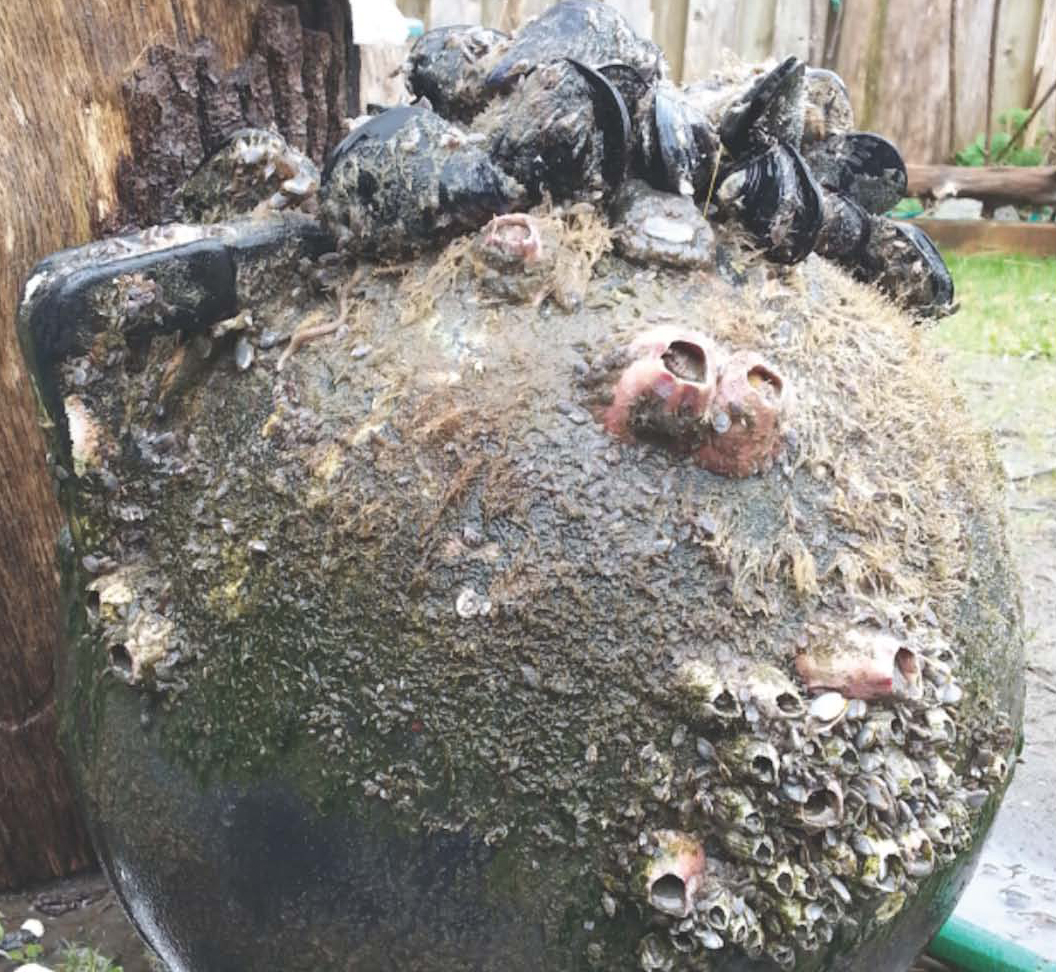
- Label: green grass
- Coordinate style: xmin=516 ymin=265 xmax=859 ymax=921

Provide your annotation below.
xmin=931 ymin=252 xmax=1056 ymax=358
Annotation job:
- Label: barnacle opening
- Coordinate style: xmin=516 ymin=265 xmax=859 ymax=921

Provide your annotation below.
xmin=110 ymin=644 xmax=133 ymax=673
xmin=650 ymin=873 xmax=688 ymax=915
xmin=662 ymin=340 xmax=708 ymax=383
xmin=706 ymin=902 xmax=729 ymax=928
xmin=751 ymin=753 xmax=778 ymax=783
xmin=803 ymin=785 xmax=842 ymax=825
xmin=776 ymin=691 xmax=803 ymax=715
xmin=712 ymin=688 xmax=739 ymax=716
xmin=747 ymin=363 xmax=782 ymax=399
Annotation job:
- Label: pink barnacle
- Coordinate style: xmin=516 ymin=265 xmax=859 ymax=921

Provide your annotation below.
xmin=603 ymin=327 xmax=720 ymax=444
xmin=796 ymin=628 xmax=923 ymax=701
xmin=482 ymin=213 xmax=544 ymax=265
xmin=695 ymin=351 xmax=791 ymax=478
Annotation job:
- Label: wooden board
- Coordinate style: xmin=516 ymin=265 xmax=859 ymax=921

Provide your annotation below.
xmin=952 ymin=0 xmax=998 ymax=156
xmin=1028 ymin=0 xmax=1056 ymax=146
xmin=653 ymin=0 xmax=690 ymax=81
xmin=907 ymin=163 xmax=1056 ymax=205
xmin=906 ymin=217 xmax=1056 ymax=256
xmin=836 ymin=0 xmax=953 ymax=164
xmin=682 ymin=0 xmax=743 ymax=82
xmin=772 ymin=0 xmax=814 ymax=62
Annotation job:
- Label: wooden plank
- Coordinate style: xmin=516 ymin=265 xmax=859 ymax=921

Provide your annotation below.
xmin=1027 ymin=0 xmax=1056 ymax=146
xmin=992 ymin=0 xmax=1043 ymax=134
xmin=833 ymin=0 xmax=876 ymax=129
xmin=952 ymin=0 xmax=996 ymax=156
xmin=907 ymin=163 xmax=1056 ymax=205
xmin=359 ymin=43 xmax=413 ymax=107
xmin=736 ymin=0 xmax=776 ymax=63
xmin=904 ymin=217 xmax=1056 ymax=256
xmin=429 ymin=0 xmax=483 ymax=27
xmin=682 ymin=0 xmax=741 ymax=82
xmin=808 ymin=0 xmax=830 ymax=65
xmin=652 ymin=0 xmax=690 ymax=81
xmin=773 ymin=0 xmax=814 ymax=61
xmin=836 ymin=0 xmax=952 ymax=163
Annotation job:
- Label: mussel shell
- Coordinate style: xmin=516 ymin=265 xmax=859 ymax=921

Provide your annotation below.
xmin=481 ymin=59 xmax=617 ymax=199
xmin=720 ymin=56 xmax=806 ymax=159
xmin=322 ymin=104 xmax=422 ymax=180
xmin=178 ymin=128 xmax=319 ymax=222
xmin=854 ymin=218 xmax=955 ymax=318
xmin=653 ymin=84 xmax=719 ymax=200
xmin=320 ymin=105 xmax=525 ymax=256
xmin=485 ymin=0 xmax=666 ymax=91
xmin=567 ymin=59 xmax=632 ymax=187
xmin=405 ymin=25 xmax=509 ymax=123
xmin=598 ymin=62 xmax=652 ymax=117
xmin=804 ymin=132 xmax=907 ymax=215
xmin=803 ymin=68 xmax=854 ymax=144
xmin=815 ymin=191 xmax=872 ymax=262
xmin=717 ymin=142 xmax=823 ymax=264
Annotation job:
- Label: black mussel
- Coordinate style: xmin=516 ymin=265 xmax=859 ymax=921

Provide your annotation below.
xmin=719 ymin=56 xmax=806 ymax=159
xmin=485 ymin=0 xmax=666 ymax=91
xmin=651 ymin=83 xmax=720 ymax=200
xmin=814 ymin=191 xmax=871 ymax=262
xmin=476 ymin=59 xmax=626 ymax=199
xmin=803 ymin=68 xmax=854 ymax=144
xmin=177 ymin=129 xmax=319 ymax=222
xmin=715 ymin=142 xmax=823 ymax=264
xmin=567 ymin=60 xmax=632 ymax=186
xmin=598 ymin=62 xmax=653 ymax=120
xmin=319 ymin=105 xmax=525 ymax=257
xmin=854 ymin=219 xmax=955 ymax=318
xmin=406 ymin=25 xmax=509 ymax=123
xmin=803 ymin=132 xmax=907 ymax=215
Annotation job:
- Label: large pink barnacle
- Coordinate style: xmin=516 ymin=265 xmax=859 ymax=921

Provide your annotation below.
xmin=603 ymin=326 xmax=719 ymax=446
xmin=482 ymin=213 xmax=545 ymax=265
xmin=603 ymin=328 xmax=792 ymax=477
xmin=796 ymin=628 xmax=923 ymax=701
xmin=695 ymin=351 xmax=791 ymax=477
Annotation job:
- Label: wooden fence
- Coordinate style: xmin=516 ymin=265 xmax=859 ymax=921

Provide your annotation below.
xmin=376 ymin=0 xmax=1056 ymax=164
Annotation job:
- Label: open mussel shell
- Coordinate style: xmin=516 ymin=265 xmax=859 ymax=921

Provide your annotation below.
xmin=804 ymin=132 xmax=907 ymax=215
xmin=320 ymin=105 xmax=525 ymax=257
xmin=716 ymin=142 xmax=823 ymax=264
xmin=479 ymin=59 xmax=626 ymax=199
xmin=652 ymin=83 xmax=719 ymax=199
xmin=405 ymin=25 xmax=509 ymax=123
xmin=719 ymin=56 xmax=806 ymax=159
xmin=484 ymin=0 xmax=667 ymax=91
xmin=855 ymin=219 xmax=955 ymax=318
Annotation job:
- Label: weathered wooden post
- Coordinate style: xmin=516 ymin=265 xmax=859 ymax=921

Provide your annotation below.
xmin=0 ymin=0 xmax=356 ymax=892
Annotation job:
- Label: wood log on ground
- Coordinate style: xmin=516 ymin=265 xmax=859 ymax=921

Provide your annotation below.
xmin=0 ymin=0 xmax=351 ymax=893
xmin=907 ymin=164 xmax=1056 ymax=206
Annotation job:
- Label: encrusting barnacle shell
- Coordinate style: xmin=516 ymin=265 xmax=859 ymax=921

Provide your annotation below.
xmin=643 ymin=830 xmax=707 ymax=918
xmin=796 ymin=627 xmax=923 ymax=701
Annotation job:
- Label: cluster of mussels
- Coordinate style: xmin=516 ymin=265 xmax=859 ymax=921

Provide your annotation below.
xmin=296 ymin=0 xmax=947 ymax=315
xmin=180 ymin=1 xmax=953 ymax=316
xmin=625 ymin=626 xmax=1013 ymax=971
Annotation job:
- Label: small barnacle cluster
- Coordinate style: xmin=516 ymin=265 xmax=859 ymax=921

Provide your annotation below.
xmin=628 ymin=626 xmax=1012 ymax=971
